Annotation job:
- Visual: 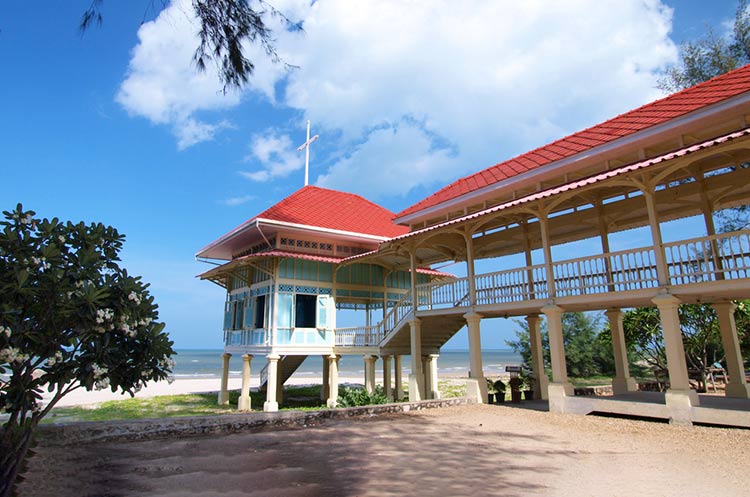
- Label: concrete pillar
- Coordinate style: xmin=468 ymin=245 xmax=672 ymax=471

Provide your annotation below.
xmin=394 ymin=355 xmax=404 ymax=400
xmin=605 ymin=309 xmax=638 ymax=395
xmin=409 ymin=319 xmax=425 ymax=401
xmin=326 ymin=354 xmax=340 ymax=408
xmin=713 ymin=302 xmax=750 ymax=398
xmin=321 ymin=354 xmax=330 ymax=401
xmin=382 ymin=355 xmax=393 ymax=401
xmin=238 ymin=354 xmax=253 ymax=411
xmin=364 ymin=355 xmax=377 ymax=394
xmin=276 ymin=360 xmax=284 ymax=405
xmin=526 ymin=315 xmax=549 ymax=400
xmin=422 ymin=356 xmax=432 ymax=400
xmin=652 ymin=294 xmax=699 ymax=414
xmin=218 ymin=352 xmax=232 ymax=405
xmin=464 ymin=311 xmax=487 ymax=403
xmin=542 ymin=304 xmax=572 ymax=412
xmin=263 ymin=354 xmax=280 ymax=412
xmin=428 ymin=354 xmax=440 ymax=400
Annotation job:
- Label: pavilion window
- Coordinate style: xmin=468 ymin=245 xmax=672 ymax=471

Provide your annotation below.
xmin=232 ymin=300 xmax=244 ymax=330
xmin=254 ymin=295 xmax=266 ymax=329
xmin=295 ymin=294 xmax=317 ymax=328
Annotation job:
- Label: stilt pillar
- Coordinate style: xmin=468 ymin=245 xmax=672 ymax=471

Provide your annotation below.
xmin=542 ymin=304 xmax=573 ymax=412
xmin=605 ymin=309 xmax=638 ymax=395
xmin=321 ymin=354 xmax=330 ymax=401
xmin=263 ymin=354 xmax=280 ymax=412
xmin=238 ymin=354 xmax=253 ymax=411
xmin=427 ymin=354 xmax=440 ymax=400
xmin=326 ymin=354 xmax=340 ymax=408
xmin=276 ymin=361 xmax=284 ymax=405
xmin=364 ymin=355 xmax=377 ymax=394
xmin=713 ymin=302 xmax=750 ymax=398
xmin=526 ymin=315 xmax=549 ymax=400
xmin=382 ymin=355 xmax=393 ymax=401
xmin=464 ymin=311 xmax=487 ymax=403
xmin=218 ymin=352 xmax=231 ymax=405
xmin=652 ymin=294 xmax=699 ymax=420
xmin=409 ymin=319 xmax=425 ymax=401
xmin=394 ymin=355 xmax=404 ymax=400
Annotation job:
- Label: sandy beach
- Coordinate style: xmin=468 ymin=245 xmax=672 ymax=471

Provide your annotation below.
xmin=20 ymin=403 xmax=750 ymax=497
xmin=43 ymin=374 xmax=370 ymax=408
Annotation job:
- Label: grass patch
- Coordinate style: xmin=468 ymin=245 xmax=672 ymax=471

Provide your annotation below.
xmin=45 ymin=381 xmax=474 ymax=424
xmin=46 ymin=385 xmax=328 ymax=424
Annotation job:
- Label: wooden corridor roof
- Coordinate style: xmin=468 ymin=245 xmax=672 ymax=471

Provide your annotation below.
xmin=396 ymin=64 xmax=750 ymax=221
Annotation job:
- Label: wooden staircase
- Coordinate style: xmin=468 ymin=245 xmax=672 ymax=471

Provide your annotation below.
xmin=379 ymin=313 xmax=467 ymax=355
xmin=259 ymin=355 xmax=307 ymax=390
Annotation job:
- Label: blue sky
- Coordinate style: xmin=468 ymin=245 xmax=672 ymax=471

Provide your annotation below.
xmin=0 ymin=0 xmax=740 ymax=350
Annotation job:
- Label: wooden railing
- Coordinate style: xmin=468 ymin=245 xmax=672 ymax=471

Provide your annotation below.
xmin=334 ymin=325 xmax=381 ymax=347
xmin=475 ymin=265 xmax=548 ymax=304
xmin=552 ymin=247 xmax=659 ymax=297
xmin=664 ymin=230 xmax=750 ymax=284
xmin=331 ymin=230 xmax=750 ymax=348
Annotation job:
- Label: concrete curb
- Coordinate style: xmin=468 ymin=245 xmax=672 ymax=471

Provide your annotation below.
xmin=36 ymin=397 xmax=472 ymax=446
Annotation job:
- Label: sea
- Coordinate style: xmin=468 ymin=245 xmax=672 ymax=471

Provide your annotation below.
xmin=172 ymin=349 xmax=522 ymax=380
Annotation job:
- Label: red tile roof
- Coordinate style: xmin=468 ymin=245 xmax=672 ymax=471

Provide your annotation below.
xmin=254 ymin=186 xmax=409 ymax=238
xmin=396 ymin=64 xmax=750 ymax=219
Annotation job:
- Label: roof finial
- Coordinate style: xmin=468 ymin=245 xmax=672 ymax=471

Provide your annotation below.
xmin=296 ymin=120 xmax=319 ymax=186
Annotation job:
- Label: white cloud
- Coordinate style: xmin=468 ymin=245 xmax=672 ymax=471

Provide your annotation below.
xmin=317 ymin=122 xmax=456 ymax=198
xmin=275 ymin=0 xmax=678 ymax=197
xmin=221 ymin=194 xmax=256 ymax=206
xmin=119 ymin=0 xmax=679 ymax=195
xmin=116 ymin=0 xmax=287 ymax=148
xmin=240 ymin=132 xmax=304 ymax=182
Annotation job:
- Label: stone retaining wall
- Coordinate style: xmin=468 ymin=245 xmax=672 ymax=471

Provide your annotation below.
xmin=36 ymin=397 xmax=471 ymax=446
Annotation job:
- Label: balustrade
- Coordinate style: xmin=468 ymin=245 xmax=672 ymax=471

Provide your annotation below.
xmin=330 ymin=231 xmax=750 ymax=349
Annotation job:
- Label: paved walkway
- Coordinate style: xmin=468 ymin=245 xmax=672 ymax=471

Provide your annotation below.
xmin=20 ymin=404 xmax=750 ymax=496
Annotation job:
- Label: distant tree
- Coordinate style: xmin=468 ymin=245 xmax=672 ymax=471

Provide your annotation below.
xmin=0 ymin=205 xmax=175 ymax=497
xmin=622 ymin=303 xmax=750 ymax=388
xmin=507 ymin=311 xmax=612 ymax=378
xmin=80 ymin=0 xmax=300 ymax=92
xmin=658 ymin=0 xmax=750 ymax=92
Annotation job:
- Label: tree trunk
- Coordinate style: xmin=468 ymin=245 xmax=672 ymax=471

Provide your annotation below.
xmin=1 ymin=418 xmax=38 ymax=497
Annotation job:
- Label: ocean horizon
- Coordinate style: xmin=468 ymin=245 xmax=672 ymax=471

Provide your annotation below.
xmin=172 ymin=348 xmax=522 ymax=380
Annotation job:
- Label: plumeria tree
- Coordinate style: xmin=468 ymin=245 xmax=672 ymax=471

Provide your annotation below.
xmin=0 ymin=205 xmax=175 ymax=497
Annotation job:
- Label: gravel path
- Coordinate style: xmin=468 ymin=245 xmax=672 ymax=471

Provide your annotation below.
xmin=19 ymin=404 xmax=750 ymax=497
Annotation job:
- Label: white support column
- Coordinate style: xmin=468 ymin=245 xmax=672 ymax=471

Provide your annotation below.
xmin=276 ymin=360 xmax=284 ymax=405
xmin=652 ymin=294 xmax=699 ymax=415
xmin=713 ymin=302 xmax=750 ymax=398
xmin=422 ymin=356 xmax=432 ymax=400
xmin=218 ymin=352 xmax=232 ymax=405
xmin=409 ymin=319 xmax=425 ymax=401
xmin=526 ymin=315 xmax=549 ymax=400
xmin=238 ymin=354 xmax=253 ymax=411
xmin=605 ymin=309 xmax=638 ymax=395
xmin=542 ymin=304 xmax=572 ymax=412
xmin=326 ymin=354 xmax=340 ymax=408
xmin=263 ymin=354 xmax=280 ymax=412
xmin=464 ymin=232 xmax=477 ymax=307
xmin=643 ymin=191 xmax=669 ymax=286
xmin=364 ymin=355 xmax=377 ymax=394
xmin=394 ymin=355 xmax=404 ymax=400
xmin=539 ymin=214 xmax=556 ymax=298
xmin=382 ymin=355 xmax=393 ymax=401
xmin=321 ymin=354 xmax=330 ymax=401
xmin=428 ymin=354 xmax=440 ymax=400
xmin=464 ymin=311 xmax=487 ymax=403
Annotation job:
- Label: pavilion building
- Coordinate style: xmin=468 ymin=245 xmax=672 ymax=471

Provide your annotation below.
xmin=199 ymin=64 xmax=750 ymax=426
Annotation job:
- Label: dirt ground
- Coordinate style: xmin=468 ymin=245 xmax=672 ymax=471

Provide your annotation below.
xmin=18 ymin=404 xmax=750 ymax=497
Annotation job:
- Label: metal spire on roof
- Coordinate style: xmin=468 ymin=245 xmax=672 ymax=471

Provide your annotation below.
xmin=296 ymin=120 xmax=319 ymax=186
